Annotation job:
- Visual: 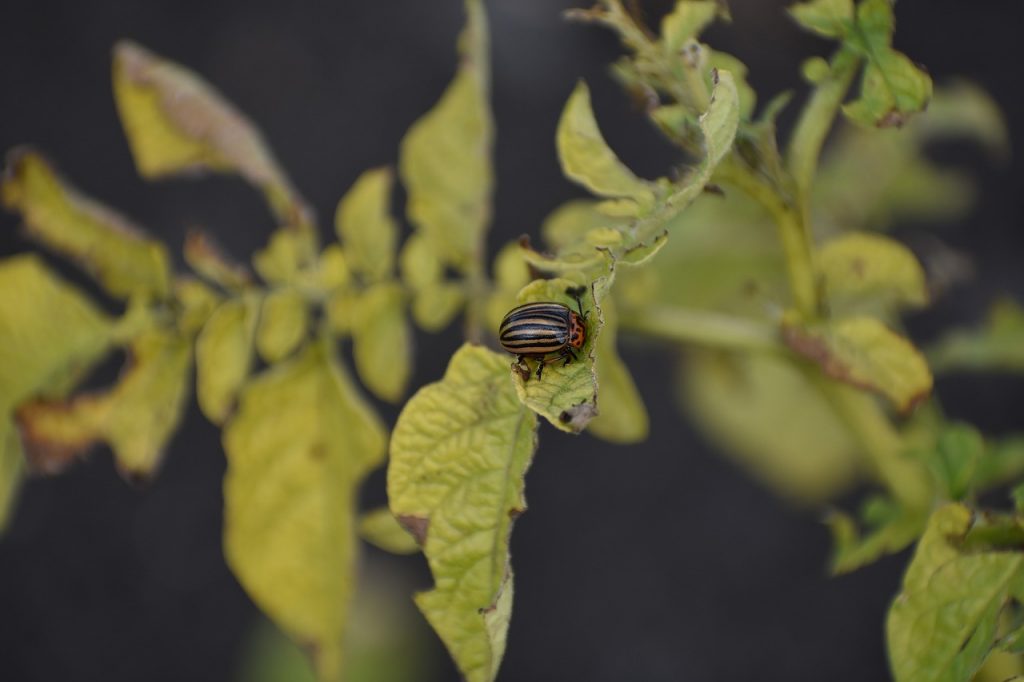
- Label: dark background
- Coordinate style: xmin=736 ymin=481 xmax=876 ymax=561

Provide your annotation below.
xmin=1 ymin=1 xmax=1023 ymax=680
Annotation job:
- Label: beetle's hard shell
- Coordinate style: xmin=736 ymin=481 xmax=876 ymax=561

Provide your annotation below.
xmin=498 ymin=302 xmax=573 ymax=356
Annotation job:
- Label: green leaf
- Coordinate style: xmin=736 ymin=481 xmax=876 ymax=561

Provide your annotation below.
xmin=224 ymin=339 xmax=386 ymax=681
xmin=587 ymin=299 xmax=647 ymax=444
xmin=842 ymin=0 xmax=932 ymax=128
xmin=398 ymin=0 xmax=492 ymax=271
xmin=782 ymin=315 xmax=932 ymax=413
xmin=0 ymin=416 xmax=25 ymax=534
xmin=788 ymin=0 xmax=853 ymax=39
xmin=17 ymin=326 xmax=192 ymax=477
xmin=1 ymin=149 xmax=171 ymax=301
xmin=929 ymin=299 xmax=1024 ymax=374
xmin=256 ymin=288 xmax=309 ymax=363
xmin=358 ymin=507 xmax=419 ymax=555
xmin=352 ymin=283 xmax=412 ymax=403
xmin=0 ymin=256 xmax=113 ymax=411
xmin=195 ymin=295 xmax=260 ymax=425
xmin=887 ymin=504 xmax=1024 ymax=682
xmin=827 ymin=497 xmax=925 ymax=574
xmin=112 ymin=41 xmax=312 ymax=228
xmin=183 ymin=229 xmax=252 ymax=291
xmin=388 ymin=344 xmax=537 ymax=682
xmin=510 ymin=278 xmax=601 ymax=433
xmin=818 ymin=232 xmax=928 ymax=311
xmin=929 ymin=423 xmax=984 ymax=502
xmin=237 ymin=619 xmax=317 ymax=682
xmin=335 ymin=168 xmax=398 ymax=283
xmin=557 ymin=80 xmax=656 ymax=212
xmin=660 ymin=0 xmax=721 ymax=52
xmin=682 ymin=351 xmax=860 ymax=503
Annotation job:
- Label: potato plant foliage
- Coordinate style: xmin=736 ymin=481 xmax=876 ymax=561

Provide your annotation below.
xmin=0 ymin=1 xmax=1019 ymax=680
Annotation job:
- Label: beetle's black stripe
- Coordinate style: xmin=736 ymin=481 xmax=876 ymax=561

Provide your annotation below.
xmin=498 ymin=302 xmax=573 ymax=356
xmin=506 ymin=309 xmax=566 ymax=320
xmin=502 ymin=336 xmax=563 ymax=347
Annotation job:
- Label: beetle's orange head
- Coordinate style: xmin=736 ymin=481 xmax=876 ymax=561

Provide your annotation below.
xmin=568 ymin=311 xmax=586 ymax=349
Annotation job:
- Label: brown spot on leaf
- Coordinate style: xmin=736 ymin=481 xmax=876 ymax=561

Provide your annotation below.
xmin=308 ymin=442 xmax=327 ymax=461
xmin=851 ymin=257 xmax=866 ymax=278
xmin=782 ymin=324 xmax=861 ymax=389
xmin=184 ymin=228 xmax=252 ymax=286
xmin=508 ymin=506 xmax=525 ymax=520
xmin=397 ymin=514 xmax=430 ymax=547
xmin=878 ymin=110 xmax=907 ymax=129
xmin=15 ymin=399 xmax=99 ymax=475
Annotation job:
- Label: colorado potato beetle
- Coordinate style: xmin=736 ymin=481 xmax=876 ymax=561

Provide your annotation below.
xmin=498 ymin=289 xmax=587 ymax=381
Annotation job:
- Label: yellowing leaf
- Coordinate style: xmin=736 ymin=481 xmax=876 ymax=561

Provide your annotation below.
xmin=325 ymin=289 xmax=359 ymax=337
xmin=818 ymin=232 xmax=928 ymax=311
xmin=541 ymin=199 xmax=621 ymax=251
xmin=357 ymin=507 xmax=419 ymax=555
xmin=887 ymin=504 xmax=1024 ymax=682
xmin=399 ymin=0 xmax=492 ymax=271
xmin=183 ymin=229 xmax=252 ymax=290
xmin=317 ymin=245 xmax=351 ymax=291
xmin=587 ymin=300 xmax=647 ymax=444
xmin=556 ymin=81 xmax=655 ymax=211
xmin=0 ymin=255 xmax=112 ymax=410
xmin=174 ymin=276 xmax=222 ymax=336
xmin=412 ymin=283 xmax=465 ymax=333
xmin=783 ymin=315 xmax=932 ymax=412
xmin=1 ymin=150 xmax=171 ymax=301
xmin=253 ymin=227 xmax=317 ymax=286
xmin=788 ymin=0 xmax=853 ymax=39
xmin=399 ymin=234 xmax=443 ymax=290
xmin=335 ymin=168 xmax=398 ymax=283
xmin=387 ymin=344 xmax=537 ymax=682
xmin=0 ymin=416 xmax=25 ymax=534
xmin=683 ymin=351 xmax=860 ymax=503
xmin=196 ymin=295 xmax=260 ymax=425
xmin=224 ymin=339 xmax=386 ymax=681
xmin=17 ymin=326 xmax=192 ymax=477
xmin=352 ymin=283 xmax=411 ymax=403
xmin=256 ymin=288 xmax=309 ymax=363
xmin=112 ymin=41 xmax=312 ymax=228
xmin=660 ymin=0 xmax=721 ymax=51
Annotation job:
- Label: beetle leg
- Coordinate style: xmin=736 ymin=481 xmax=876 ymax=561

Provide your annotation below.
xmin=561 ymin=347 xmax=577 ymax=366
xmin=514 ymin=355 xmax=531 ymax=382
xmin=536 ymin=360 xmax=545 ymax=381
xmin=565 ymin=285 xmax=587 ymax=318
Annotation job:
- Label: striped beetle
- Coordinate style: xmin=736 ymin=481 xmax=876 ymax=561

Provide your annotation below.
xmin=498 ymin=287 xmax=587 ymax=381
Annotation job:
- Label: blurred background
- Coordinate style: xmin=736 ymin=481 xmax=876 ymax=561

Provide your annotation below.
xmin=1 ymin=1 xmax=1022 ymax=680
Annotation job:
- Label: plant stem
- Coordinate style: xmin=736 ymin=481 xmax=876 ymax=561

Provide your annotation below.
xmin=716 ymin=158 xmax=818 ymax=318
xmin=815 ymin=376 xmax=933 ymax=510
xmin=619 ymin=305 xmax=783 ymax=354
xmin=786 ymin=46 xmax=860 ymax=198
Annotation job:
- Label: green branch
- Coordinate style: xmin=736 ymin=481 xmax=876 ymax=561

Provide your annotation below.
xmin=619 ymin=304 xmax=783 ymax=354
